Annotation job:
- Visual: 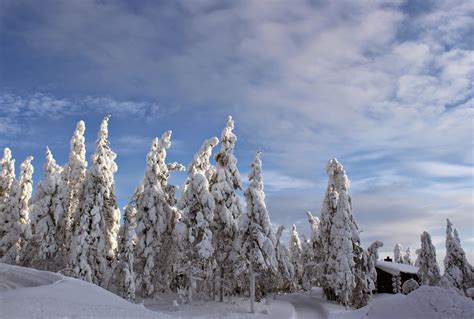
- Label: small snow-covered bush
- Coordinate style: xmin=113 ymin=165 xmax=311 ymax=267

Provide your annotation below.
xmin=402 ymin=278 xmax=419 ymax=294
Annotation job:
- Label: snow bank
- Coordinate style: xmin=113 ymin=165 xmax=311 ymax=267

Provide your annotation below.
xmin=375 ymin=260 xmax=418 ymax=275
xmin=365 ymin=286 xmax=474 ymax=319
xmin=0 ymin=263 xmax=164 ymax=318
xmin=0 ymin=263 xmax=295 ymax=319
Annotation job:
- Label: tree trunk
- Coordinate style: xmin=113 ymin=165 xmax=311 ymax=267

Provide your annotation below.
xmin=249 ymin=263 xmax=255 ymax=313
xmin=219 ymin=267 xmax=224 ymax=302
xmin=188 ymin=265 xmax=193 ymax=304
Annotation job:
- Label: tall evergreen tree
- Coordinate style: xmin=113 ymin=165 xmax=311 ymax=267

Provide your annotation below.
xmin=394 ymin=243 xmax=404 ymax=263
xmin=367 ymin=241 xmax=383 ymax=292
xmin=417 ymin=231 xmax=441 ymax=286
xmin=210 ymin=116 xmax=244 ymax=301
xmin=315 ymin=158 xmax=370 ymax=307
xmin=177 ymin=137 xmax=219 ymax=302
xmin=440 ymin=219 xmax=473 ymax=296
xmin=0 ymin=156 xmax=34 ymax=265
xmin=274 ymin=226 xmax=294 ymax=292
xmin=237 ymin=151 xmax=277 ymax=313
xmin=117 ymin=204 xmax=137 ymax=302
xmin=288 ymin=224 xmax=302 ymax=289
xmin=59 ymin=120 xmax=87 ymax=267
xmin=133 ymin=131 xmax=183 ymax=297
xmin=26 ymin=147 xmax=63 ymax=270
xmin=403 ymin=247 xmax=413 ymax=265
xmin=0 ymin=148 xmax=16 ymax=245
xmin=0 ymin=148 xmax=15 ymax=203
xmin=70 ymin=115 xmax=120 ymax=287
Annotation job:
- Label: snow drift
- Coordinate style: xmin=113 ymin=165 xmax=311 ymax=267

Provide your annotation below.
xmin=0 ymin=263 xmax=164 ymax=318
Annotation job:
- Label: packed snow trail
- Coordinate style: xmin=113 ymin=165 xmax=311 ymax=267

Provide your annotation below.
xmin=278 ymin=291 xmax=327 ymax=319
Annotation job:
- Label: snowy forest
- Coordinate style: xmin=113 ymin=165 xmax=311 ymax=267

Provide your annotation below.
xmin=0 ymin=115 xmax=472 ymax=315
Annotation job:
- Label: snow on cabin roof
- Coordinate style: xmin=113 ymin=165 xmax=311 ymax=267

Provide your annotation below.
xmin=376 ymin=260 xmax=419 ymax=276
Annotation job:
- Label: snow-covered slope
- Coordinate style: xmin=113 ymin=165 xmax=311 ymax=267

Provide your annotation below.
xmin=0 ymin=263 xmax=164 ymax=319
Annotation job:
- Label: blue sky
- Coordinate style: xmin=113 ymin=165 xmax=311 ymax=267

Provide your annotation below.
xmin=0 ymin=0 xmax=473 ymax=265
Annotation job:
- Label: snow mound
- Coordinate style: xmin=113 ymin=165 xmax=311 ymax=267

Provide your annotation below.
xmin=0 ymin=263 xmax=166 ymax=318
xmin=0 ymin=263 xmax=62 ymax=291
xmin=366 ymin=286 xmax=474 ymax=319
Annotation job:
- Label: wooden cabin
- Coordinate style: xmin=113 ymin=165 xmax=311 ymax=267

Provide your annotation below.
xmin=375 ymin=257 xmax=419 ymax=294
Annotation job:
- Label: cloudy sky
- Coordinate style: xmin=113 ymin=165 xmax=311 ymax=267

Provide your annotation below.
xmin=1 ymin=0 xmax=472 ymax=265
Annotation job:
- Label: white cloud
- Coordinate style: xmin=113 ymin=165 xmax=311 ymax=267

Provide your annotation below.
xmin=414 ymin=161 xmax=474 ymax=178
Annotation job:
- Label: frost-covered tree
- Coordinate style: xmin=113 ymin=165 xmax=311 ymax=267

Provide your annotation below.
xmin=0 ymin=148 xmax=15 ymax=203
xmin=236 ymin=151 xmax=276 ymax=313
xmin=133 ymin=131 xmax=184 ymax=297
xmin=58 ymin=120 xmax=87 ymax=266
xmin=367 ymin=241 xmax=383 ymax=292
xmin=26 ymin=147 xmax=63 ymax=270
xmin=394 ymin=243 xmax=404 ymax=263
xmin=300 ymin=235 xmax=315 ymax=291
xmin=210 ymin=115 xmax=244 ymax=301
xmin=414 ymin=249 xmax=421 ymax=267
xmin=0 ymin=156 xmax=34 ymax=265
xmin=307 ymin=211 xmax=319 ymax=247
xmin=403 ymin=247 xmax=413 ymax=265
xmin=117 ymin=204 xmax=137 ymax=302
xmin=0 ymin=148 xmax=15 ymax=244
xmin=315 ymin=158 xmax=370 ymax=307
xmin=274 ymin=225 xmax=294 ymax=292
xmin=288 ymin=224 xmax=302 ymax=289
xmin=440 ymin=219 xmax=473 ymax=296
xmin=177 ymin=137 xmax=218 ymax=301
xmin=417 ymin=231 xmax=441 ymax=286
xmin=70 ymin=115 xmax=120 ymax=287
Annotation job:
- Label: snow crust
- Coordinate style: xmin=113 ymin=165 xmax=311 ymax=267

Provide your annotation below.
xmin=375 ymin=260 xmax=419 ymax=276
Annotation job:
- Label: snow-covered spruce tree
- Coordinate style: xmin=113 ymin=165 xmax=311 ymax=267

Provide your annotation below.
xmin=307 ymin=210 xmax=319 ymax=247
xmin=116 ymin=204 xmax=137 ymax=302
xmin=236 ymin=151 xmax=277 ymax=313
xmin=0 ymin=148 xmax=16 ymax=246
xmin=417 ymin=231 xmax=441 ymax=286
xmin=394 ymin=243 xmax=404 ymax=263
xmin=274 ymin=226 xmax=294 ymax=292
xmin=177 ymin=137 xmax=218 ymax=302
xmin=440 ymin=219 xmax=473 ymax=296
xmin=367 ymin=241 xmax=383 ymax=292
xmin=403 ymin=247 xmax=413 ymax=265
xmin=70 ymin=115 xmax=120 ymax=287
xmin=210 ymin=115 xmax=244 ymax=301
xmin=315 ymin=158 xmax=370 ymax=308
xmin=414 ymin=249 xmax=421 ymax=267
xmin=0 ymin=156 xmax=34 ymax=265
xmin=300 ymin=235 xmax=314 ymax=291
xmin=288 ymin=224 xmax=302 ymax=289
xmin=133 ymin=131 xmax=184 ymax=297
xmin=58 ymin=120 xmax=87 ymax=267
xmin=25 ymin=147 xmax=63 ymax=270
xmin=0 ymin=148 xmax=15 ymax=204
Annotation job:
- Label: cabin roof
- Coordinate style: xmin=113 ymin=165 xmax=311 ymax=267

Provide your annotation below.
xmin=376 ymin=260 xmax=419 ymax=276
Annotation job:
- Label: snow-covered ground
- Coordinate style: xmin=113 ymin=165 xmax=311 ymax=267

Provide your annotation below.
xmin=1 ymin=263 xmax=473 ymax=319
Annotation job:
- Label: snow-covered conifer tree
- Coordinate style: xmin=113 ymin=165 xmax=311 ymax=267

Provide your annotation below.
xmin=0 ymin=148 xmax=15 ymax=203
xmin=70 ymin=115 xmax=120 ymax=287
xmin=367 ymin=241 xmax=383 ymax=292
xmin=133 ymin=131 xmax=183 ymax=297
xmin=237 ymin=151 xmax=276 ymax=313
xmin=403 ymin=247 xmax=413 ymax=265
xmin=307 ymin=211 xmax=319 ymax=247
xmin=26 ymin=147 xmax=63 ymax=269
xmin=394 ymin=243 xmax=404 ymax=263
xmin=210 ymin=115 xmax=244 ymax=301
xmin=288 ymin=224 xmax=302 ymax=289
xmin=0 ymin=156 xmax=34 ymax=265
xmin=117 ymin=204 xmax=137 ymax=302
xmin=315 ymin=158 xmax=369 ymax=307
xmin=300 ymin=235 xmax=315 ymax=291
xmin=0 ymin=148 xmax=15 ymax=244
xmin=440 ymin=219 xmax=473 ymax=296
xmin=417 ymin=231 xmax=440 ymax=286
xmin=177 ymin=136 xmax=218 ymax=301
xmin=274 ymin=225 xmax=294 ymax=292
xmin=58 ymin=120 xmax=87 ymax=266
